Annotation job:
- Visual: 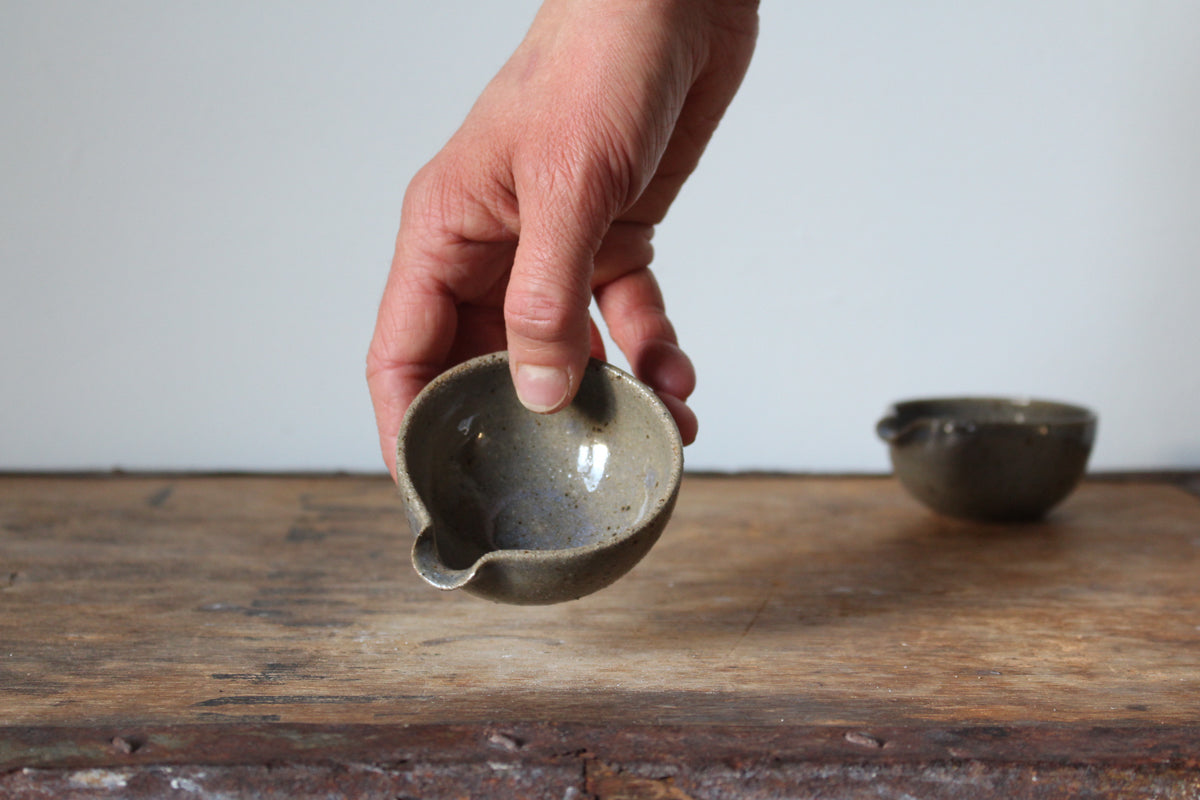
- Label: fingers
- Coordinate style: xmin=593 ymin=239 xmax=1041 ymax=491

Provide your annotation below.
xmin=366 ymin=267 xmax=458 ymax=480
xmin=594 ymin=263 xmax=698 ymax=445
xmin=590 ymin=221 xmax=656 ymax=284
xmin=656 ymin=391 xmax=699 ymax=448
xmin=503 ymin=160 xmax=619 ymax=413
xmin=503 ymin=260 xmax=591 ymax=414
xmin=588 ymin=317 xmax=608 ymax=363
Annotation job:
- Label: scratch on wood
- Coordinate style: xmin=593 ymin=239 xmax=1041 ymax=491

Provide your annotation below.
xmin=725 ymin=588 xmax=773 ymax=659
xmin=488 ymin=731 xmax=525 ymax=751
xmin=844 ymin=730 xmax=887 ymax=749
xmin=110 ymin=736 xmax=141 ymax=755
xmin=194 ymin=694 xmax=431 ymax=707
xmin=419 ymin=634 xmax=563 ymax=647
xmin=197 ymin=603 xmax=287 ymax=619
xmin=145 ymin=486 xmax=173 ymax=508
xmin=193 ymin=712 xmax=282 ymax=722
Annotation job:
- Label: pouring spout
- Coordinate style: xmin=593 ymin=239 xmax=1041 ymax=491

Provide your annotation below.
xmin=876 ymin=414 xmax=904 ymax=443
xmin=411 ymin=529 xmax=479 ymax=591
xmin=876 ymin=413 xmax=924 ymax=445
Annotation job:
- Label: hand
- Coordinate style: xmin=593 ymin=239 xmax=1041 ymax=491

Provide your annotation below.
xmin=367 ymin=0 xmax=758 ymax=478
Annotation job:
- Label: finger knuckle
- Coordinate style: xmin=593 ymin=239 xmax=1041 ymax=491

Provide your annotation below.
xmin=505 ymin=288 xmax=578 ymax=343
xmin=518 ymin=129 xmax=632 ymax=228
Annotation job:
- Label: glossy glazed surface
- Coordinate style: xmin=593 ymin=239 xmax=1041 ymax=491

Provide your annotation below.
xmin=397 ymin=352 xmax=683 ymax=604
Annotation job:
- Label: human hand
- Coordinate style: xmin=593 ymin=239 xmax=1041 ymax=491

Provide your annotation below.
xmin=367 ymin=0 xmax=758 ymax=478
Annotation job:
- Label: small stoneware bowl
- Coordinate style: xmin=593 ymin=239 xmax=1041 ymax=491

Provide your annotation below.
xmin=877 ymin=397 xmax=1097 ymax=522
xmin=396 ymin=352 xmax=683 ymax=605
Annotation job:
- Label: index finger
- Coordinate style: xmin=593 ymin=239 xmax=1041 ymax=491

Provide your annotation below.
xmin=366 ymin=263 xmax=458 ymax=480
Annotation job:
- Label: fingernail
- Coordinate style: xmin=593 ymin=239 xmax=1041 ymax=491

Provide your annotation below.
xmin=515 ymin=364 xmax=569 ymax=413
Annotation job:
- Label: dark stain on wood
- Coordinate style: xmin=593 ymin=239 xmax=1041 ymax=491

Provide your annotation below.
xmin=418 ymin=634 xmax=564 ymax=647
xmin=285 ymin=525 xmax=327 ymax=543
xmin=210 ymin=663 xmax=324 ymax=684
xmin=145 ymin=485 xmax=173 ymax=508
xmin=194 ymin=694 xmax=433 ymax=708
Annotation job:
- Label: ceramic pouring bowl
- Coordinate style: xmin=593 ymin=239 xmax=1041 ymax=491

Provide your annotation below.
xmin=877 ymin=397 xmax=1097 ymax=522
xmin=396 ymin=352 xmax=683 ymax=605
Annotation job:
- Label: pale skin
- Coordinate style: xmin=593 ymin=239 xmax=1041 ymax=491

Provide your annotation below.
xmin=367 ymin=0 xmax=759 ymax=479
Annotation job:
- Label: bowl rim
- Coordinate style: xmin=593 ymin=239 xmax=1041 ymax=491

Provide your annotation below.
xmin=395 ymin=350 xmax=684 ymax=561
xmin=884 ymin=395 xmax=1097 ymax=426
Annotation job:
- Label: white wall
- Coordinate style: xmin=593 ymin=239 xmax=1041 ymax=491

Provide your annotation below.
xmin=3 ymin=1 xmax=1199 ymax=473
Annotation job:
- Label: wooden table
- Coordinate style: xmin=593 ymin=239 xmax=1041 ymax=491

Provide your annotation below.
xmin=2 ymin=473 xmax=1199 ymax=797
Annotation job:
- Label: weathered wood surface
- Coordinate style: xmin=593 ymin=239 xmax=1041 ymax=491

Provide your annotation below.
xmin=2 ymin=474 xmax=1200 ymax=796
xmin=4 ymin=474 xmax=1199 ymax=728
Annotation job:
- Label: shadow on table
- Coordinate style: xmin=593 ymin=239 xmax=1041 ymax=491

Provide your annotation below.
xmin=624 ymin=505 xmax=1081 ymax=639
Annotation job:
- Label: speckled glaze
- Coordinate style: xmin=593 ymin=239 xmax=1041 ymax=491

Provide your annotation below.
xmin=877 ymin=397 xmax=1097 ymax=522
xmin=396 ymin=352 xmax=684 ymax=605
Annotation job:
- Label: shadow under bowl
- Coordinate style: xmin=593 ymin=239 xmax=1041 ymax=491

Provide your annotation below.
xmin=396 ymin=352 xmax=683 ymax=605
xmin=877 ymin=396 xmax=1097 ymax=522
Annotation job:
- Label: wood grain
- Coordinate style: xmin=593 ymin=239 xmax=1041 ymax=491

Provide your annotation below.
xmin=2 ymin=474 xmax=1199 ymax=730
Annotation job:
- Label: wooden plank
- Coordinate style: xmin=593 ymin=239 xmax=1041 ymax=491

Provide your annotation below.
xmin=2 ymin=473 xmax=1200 ymax=733
xmin=3 ymin=722 xmax=1200 ymax=798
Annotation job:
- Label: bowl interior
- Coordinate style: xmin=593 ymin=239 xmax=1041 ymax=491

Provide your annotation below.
xmin=398 ymin=354 xmax=682 ymax=570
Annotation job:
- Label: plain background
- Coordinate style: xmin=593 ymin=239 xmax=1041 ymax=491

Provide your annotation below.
xmin=3 ymin=1 xmax=1199 ymax=473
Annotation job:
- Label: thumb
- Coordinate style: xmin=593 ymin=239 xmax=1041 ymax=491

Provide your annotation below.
xmin=504 ymin=182 xmax=608 ymax=414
